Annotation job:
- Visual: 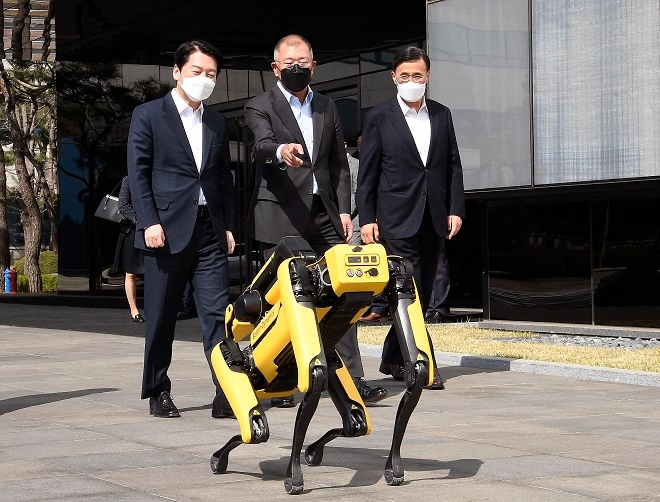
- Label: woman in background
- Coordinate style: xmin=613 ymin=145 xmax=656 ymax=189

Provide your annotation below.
xmin=114 ymin=176 xmax=145 ymax=322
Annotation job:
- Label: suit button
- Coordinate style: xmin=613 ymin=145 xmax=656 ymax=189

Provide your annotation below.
xmin=308 ymin=189 xmax=313 ymax=195
xmin=193 ymin=199 xmax=198 ymax=205
xmin=425 ymin=169 xmax=429 ymax=173
xmin=422 ymin=190 xmax=427 ymax=195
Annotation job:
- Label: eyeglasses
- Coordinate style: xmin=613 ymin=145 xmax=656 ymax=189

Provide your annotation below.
xmin=275 ymin=59 xmax=312 ymax=69
xmin=396 ymin=73 xmax=427 ymax=83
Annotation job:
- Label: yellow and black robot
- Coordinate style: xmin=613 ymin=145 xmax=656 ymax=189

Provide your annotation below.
xmin=209 ymin=236 xmax=434 ymax=494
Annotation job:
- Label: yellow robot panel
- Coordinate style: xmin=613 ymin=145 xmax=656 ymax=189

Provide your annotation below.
xmin=335 ymin=362 xmax=372 ymax=435
xmin=225 ymin=304 xmax=254 ymax=342
xmin=278 ymin=258 xmax=324 ymax=394
xmin=407 ymin=286 xmax=435 ymax=386
xmin=250 ymin=302 xmax=294 ymax=383
xmin=210 ymin=344 xmax=260 ymax=443
xmin=324 ymin=244 xmax=390 ymax=297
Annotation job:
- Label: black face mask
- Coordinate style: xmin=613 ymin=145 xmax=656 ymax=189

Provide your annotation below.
xmin=280 ymin=64 xmax=312 ymax=93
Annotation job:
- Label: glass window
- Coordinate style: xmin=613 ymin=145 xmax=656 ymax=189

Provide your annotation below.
xmin=533 ymin=0 xmax=660 ymax=184
xmin=428 ymin=0 xmax=532 ymax=190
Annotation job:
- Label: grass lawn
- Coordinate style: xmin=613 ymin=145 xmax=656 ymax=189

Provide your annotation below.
xmin=357 ymin=323 xmax=660 ymax=373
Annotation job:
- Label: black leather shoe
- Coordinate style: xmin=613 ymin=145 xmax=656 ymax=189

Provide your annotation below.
xmin=425 ymin=311 xmax=452 ymax=324
xmin=354 ymin=377 xmax=388 ymax=404
xmin=425 ymin=372 xmax=446 ymax=390
xmin=149 ymin=391 xmax=180 ymax=418
xmin=379 ymin=361 xmax=405 ymax=381
xmin=211 ymin=394 xmax=235 ymax=418
xmin=131 ymin=313 xmax=145 ymax=323
xmin=271 ymin=396 xmax=296 ymax=408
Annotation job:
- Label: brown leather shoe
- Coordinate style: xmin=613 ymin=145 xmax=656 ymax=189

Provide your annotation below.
xmin=359 ymin=312 xmax=385 ymax=322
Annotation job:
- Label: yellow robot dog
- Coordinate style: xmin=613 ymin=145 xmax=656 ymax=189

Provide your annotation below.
xmin=209 ymin=236 xmax=434 ymax=494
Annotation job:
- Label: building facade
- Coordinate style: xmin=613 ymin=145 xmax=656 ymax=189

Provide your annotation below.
xmin=428 ymin=0 xmax=660 ymax=328
xmin=45 ymin=0 xmax=660 ymax=328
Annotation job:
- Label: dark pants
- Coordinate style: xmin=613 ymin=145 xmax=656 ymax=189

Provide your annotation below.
xmin=180 ymin=281 xmax=196 ymax=313
xmin=381 ymin=203 xmax=441 ymax=368
xmin=426 ymin=239 xmax=451 ymax=317
xmin=141 ymin=215 xmax=229 ymax=399
xmin=259 ymin=195 xmax=364 ymax=379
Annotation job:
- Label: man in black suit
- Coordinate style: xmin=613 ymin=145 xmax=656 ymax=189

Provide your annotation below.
xmin=357 ymin=46 xmax=466 ymax=389
xmin=128 ymin=40 xmax=236 ymax=418
xmin=244 ymin=34 xmax=387 ymax=406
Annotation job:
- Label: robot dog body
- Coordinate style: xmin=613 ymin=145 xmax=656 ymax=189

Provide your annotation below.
xmin=209 ymin=236 xmax=433 ymax=494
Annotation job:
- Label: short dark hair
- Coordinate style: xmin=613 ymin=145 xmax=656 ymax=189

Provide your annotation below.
xmin=392 ymin=46 xmax=430 ymax=72
xmin=174 ymin=40 xmax=223 ymax=71
xmin=273 ymin=34 xmax=314 ymax=60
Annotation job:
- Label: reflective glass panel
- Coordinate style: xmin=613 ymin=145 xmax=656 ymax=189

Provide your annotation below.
xmin=428 ymin=0 xmax=531 ymax=190
xmin=533 ymin=0 xmax=660 ymax=184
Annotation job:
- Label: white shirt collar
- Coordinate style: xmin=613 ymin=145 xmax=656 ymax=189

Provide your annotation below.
xmin=396 ymin=94 xmax=428 ymax=116
xmin=277 ymin=80 xmax=313 ymax=106
xmin=171 ymin=88 xmax=204 ymax=116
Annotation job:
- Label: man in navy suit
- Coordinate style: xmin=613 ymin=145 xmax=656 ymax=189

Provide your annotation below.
xmin=128 ymin=40 xmax=236 ymax=418
xmin=357 ymin=46 xmax=466 ymax=389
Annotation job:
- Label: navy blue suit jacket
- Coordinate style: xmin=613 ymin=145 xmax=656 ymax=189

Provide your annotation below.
xmin=127 ymin=92 xmax=235 ymax=254
xmin=356 ymin=97 xmax=465 ymax=239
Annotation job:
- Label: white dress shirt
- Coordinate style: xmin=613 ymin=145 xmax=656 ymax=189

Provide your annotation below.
xmin=172 ymin=89 xmax=206 ymax=205
xmin=275 ymin=81 xmax=319 ymax=194
xmin=397 ymin=94 xmax=431 ymax=166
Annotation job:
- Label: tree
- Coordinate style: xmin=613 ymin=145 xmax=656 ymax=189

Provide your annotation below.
xmin=0 ymin=63 xmax=44 ymax=291
xmin=0 ymin=1 xmax=57 ymax=291
xmin=57 ymin=61 xmax=168 ymax=288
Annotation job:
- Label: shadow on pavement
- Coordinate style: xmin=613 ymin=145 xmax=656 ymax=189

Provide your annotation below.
xmin=0 ymin=388 xmax=120 ymax=415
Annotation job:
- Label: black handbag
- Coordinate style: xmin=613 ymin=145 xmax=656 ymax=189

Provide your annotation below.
xmin=93 ymin=180 xmax=123 ymax=223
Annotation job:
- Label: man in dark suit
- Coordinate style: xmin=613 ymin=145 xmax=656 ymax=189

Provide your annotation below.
xmin=244 ymin=34 xmax=388 ymax=406
xmin=357 ymin=46 xmax=466 ymax=389
xmin=128 ymin=40 xmax=236 ymax=418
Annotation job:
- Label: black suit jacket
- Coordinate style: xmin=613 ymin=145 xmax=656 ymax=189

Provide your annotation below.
xmin=244 ymin=85 xmax=350 ymax=244
xmin=127 ymin=92 xmax=235 ymax=253
xmin=356 ymin=97 xmax=465 ymax=239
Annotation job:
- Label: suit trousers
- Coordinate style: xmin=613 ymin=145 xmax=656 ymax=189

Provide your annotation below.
xmin=141 ymin=214 xmax=229 ymax=399
xmin=380 ymin=203 xmax=441 ymax=368
xmin=427 ymin=239 xmax=451 ymax=317
xmin=259 ymin=195 xmax=365 ymax=379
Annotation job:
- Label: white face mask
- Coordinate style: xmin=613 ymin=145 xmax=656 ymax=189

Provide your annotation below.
xmin=395 ymin=81 xmax=426 ymax=103
xmin=180 ymin=74 xmax=216 ymax=102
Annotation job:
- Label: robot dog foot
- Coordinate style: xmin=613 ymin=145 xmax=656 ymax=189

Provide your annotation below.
xmin=210 ymin=434 xmax=242 ymax=474
xmin=384 ymin=361 xmax=428 ymax=485
xmin=210 ymin=410 xmax=269 ymax=474
xmin=305 ymin=361 xmax=370 ymax=468
xmin=283 ymin=366 xmax=326 ymax=494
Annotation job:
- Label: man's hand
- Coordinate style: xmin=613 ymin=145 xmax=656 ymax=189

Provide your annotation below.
xmin=144 ymin=224 xmax=165 ymax=248
xmin=447 ymin=215 xmax=463 ymax=239
xmin=361 ymin=222 xmax=380 ymax=244
xmin=340 ymin=214 xmax=353 ymax=243
xmin=281 ymin=143 xmax=304 ymax=167
xmin=226 ymin=230 xmax=235 ymax=255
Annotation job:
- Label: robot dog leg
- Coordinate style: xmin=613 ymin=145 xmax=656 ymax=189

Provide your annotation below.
xmin=304 ymin=353 xmax=371 ymax=467
xmin=209 ymin=337 xmax=269 ymax=474
xmin=382 ymin=256 xmax=434 ymax=485
xmin=277 ymin=256 xmax=328 ymax=495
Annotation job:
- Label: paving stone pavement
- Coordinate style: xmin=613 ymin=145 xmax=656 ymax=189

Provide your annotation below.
xmin=1 ymin=321 xmax=660 ymax=501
